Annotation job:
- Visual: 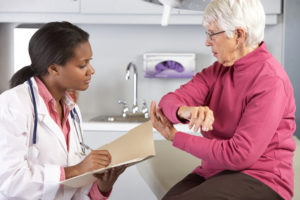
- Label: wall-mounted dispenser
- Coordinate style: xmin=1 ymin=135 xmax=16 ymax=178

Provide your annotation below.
xmin=144 ymin=53 xmax=195 ymax=78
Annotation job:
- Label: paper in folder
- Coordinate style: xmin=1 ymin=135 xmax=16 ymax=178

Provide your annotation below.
xmin=61 ymin=120 xmax=155 ymax=188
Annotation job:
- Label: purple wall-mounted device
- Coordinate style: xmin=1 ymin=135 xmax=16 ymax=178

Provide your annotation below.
xmin=144 ymin=53 xmax=196 ymax=78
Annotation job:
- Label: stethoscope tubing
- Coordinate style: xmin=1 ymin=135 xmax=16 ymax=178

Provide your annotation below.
xmin=27 ymin=79 xmax=91 ymax=155
xmin=28 ymin=78 xmax=38 ymax=145
xmin=70 ymin=109 xmax=88 ymax=155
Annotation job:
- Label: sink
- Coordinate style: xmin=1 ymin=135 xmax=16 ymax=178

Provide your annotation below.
xmin=91 ymin=113 xmax=149 ymax=123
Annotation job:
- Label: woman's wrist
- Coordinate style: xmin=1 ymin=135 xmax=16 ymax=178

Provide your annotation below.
xmin=176 ymin=106 xmax=189 ymax=123
xmin=64 ymin=164 xmax=82 ymax=179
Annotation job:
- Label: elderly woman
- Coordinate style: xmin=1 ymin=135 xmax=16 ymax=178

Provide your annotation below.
xmin=150 ymin=0 xmax=296 ymax=200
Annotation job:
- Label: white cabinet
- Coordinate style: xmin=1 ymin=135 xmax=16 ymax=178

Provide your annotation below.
xmin=81 ymin=122 xmax=195 ymax=199
xmin=177 ymin=0 xmax=282 ymax=24
xmin=0 ymin=0 xmax=79 ymax=13
xmin=81 ymin=0 xmax=168 ymax=14
xmin=0 ymin=0 xmax=282 ymax=24
xmin=261 ymin=0 xmax=282 ymax=14
xmin=79 ymin=0 xmax=282 ymax=24
xmin=83 ymin=130 xmax=157 ymax=200
xmin=178 ymin=0 xmax=282 ymax=15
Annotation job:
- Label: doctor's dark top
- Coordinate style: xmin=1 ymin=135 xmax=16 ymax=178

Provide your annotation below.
xmin=159 ymin=42 xmax=296 ymax=200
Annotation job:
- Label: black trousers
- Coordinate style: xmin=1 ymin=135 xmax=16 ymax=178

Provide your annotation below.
xmin=162 ymin=171 xmax=284 ymax=200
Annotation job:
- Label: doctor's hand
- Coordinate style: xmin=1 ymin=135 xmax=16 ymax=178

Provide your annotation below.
xmin=94 ymin=165 xmax=127 ymax=196
xmin=150 ymin=101 xmax=177 ymax=141
xmin=65 ymin=150 xmax=111 ymax=179
xmin=177 ymin=106 xmax=214 ymax=132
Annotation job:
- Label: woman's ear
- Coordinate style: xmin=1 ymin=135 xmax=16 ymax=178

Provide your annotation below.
xmin=235 ymin=27 xmax=247 ymax=43
xmin=48 ymin=64 xmax=60 ymax=76
xmin=235 ymin=27 xmax=247 ymax=48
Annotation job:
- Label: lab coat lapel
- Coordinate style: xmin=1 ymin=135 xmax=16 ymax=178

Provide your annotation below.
xmin=30 ymin=78 xmax=68 ymax=154
xmin=39 ymin=113 xmax=68 ymax=155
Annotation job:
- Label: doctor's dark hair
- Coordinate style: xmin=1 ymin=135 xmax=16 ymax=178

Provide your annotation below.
xmin=9 ymin=21 xmax=89 ymax=88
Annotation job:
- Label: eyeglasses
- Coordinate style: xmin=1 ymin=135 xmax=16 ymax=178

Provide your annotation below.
xmin=205 ymin=30 xmax=225 ymax=41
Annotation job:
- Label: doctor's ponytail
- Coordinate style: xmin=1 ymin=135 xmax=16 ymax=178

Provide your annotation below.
xmin=9 ymin=21 xmax=89 ymax=88
xmin=9 ymin=65 xmax=35 ymax=88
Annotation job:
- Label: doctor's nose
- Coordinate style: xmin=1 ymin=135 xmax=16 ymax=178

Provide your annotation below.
xmin=88 ymin=64 xmax=95 ymax=75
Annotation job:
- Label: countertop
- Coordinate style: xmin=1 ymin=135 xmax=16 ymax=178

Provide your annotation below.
xmin=82 ymin=120 xmax=197 ymax=134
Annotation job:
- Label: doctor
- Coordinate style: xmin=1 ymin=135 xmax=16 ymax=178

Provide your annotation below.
xmin=0 ymin=22 xmax=125 ymax=199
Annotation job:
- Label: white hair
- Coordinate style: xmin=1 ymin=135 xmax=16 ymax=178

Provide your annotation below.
xmin=202 ymin=0 xmax=265 ymax=48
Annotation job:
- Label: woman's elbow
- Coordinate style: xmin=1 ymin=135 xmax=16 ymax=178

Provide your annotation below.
xmin=224 ymin=154 xmax=258 ymax=171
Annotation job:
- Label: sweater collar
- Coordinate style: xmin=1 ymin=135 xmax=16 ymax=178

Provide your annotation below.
xmin=232 ymin=42 xmax=270 ymax=70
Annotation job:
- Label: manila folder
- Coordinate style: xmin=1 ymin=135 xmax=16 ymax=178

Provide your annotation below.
xmin=61 ymin=120 xmax=155 ymax=188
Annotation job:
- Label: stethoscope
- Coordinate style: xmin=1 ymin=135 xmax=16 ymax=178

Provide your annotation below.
xmin=27 ymin=78 xmax=92 ymax=157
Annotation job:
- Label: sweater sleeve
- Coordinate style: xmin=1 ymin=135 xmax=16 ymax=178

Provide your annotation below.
xmin=173 ymin=76 xmax=289 ymax=170
xmin=89 ymin=182 xmax=111 ymax=200
xmin=159 ymin=64 xmax=219 ymax=124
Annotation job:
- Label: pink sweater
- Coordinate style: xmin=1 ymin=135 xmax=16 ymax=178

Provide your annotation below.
xmin=159 ymin=42 xmax=296 ymax=200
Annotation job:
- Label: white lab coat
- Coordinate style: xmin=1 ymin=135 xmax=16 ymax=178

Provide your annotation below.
xmin=0 ymin=77 xmax=92 ymax=200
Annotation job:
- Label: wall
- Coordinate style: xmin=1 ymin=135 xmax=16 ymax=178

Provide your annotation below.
xmin=0 ymin=23 xmax=14 ymax=93
xmin=77 ymin=22 xmax=284 ymax=121
xmin=0 ymin=20 xmax=286 ymax=121
xmin=284 ymin=0 xmax=300 ymax=139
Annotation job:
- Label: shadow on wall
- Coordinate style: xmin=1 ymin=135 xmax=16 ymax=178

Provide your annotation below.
xmin=284 ymin=0 xmax=300 ymax=139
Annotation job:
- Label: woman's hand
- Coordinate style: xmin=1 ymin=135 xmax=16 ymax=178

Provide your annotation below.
xmin=150 ymin=101 xmax=177 ymax=141
xmin=177 ymin=106 xmax=214 ymax=132
xmin=94 ymin=165 xmax=127 ymax=196
xmin=65 ymin=150 xmax=111 ymax=179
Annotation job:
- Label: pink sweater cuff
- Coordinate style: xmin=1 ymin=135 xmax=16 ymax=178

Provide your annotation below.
xmin=60 ymin=166 xmax=66 ymax=181
xmin=173 ymin=131 xmax=211 ymax=161
xmin=60 ymin=167 xmax=111 ymax=199
xmin=159 ymin=101 xmax=183 ymax=124
xmin=89 ymin=181 xmax=111 ymax=200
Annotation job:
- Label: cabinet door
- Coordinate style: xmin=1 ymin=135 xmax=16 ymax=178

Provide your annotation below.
xmin=82 ymin=130 xmax=157 ymax=200
xmin=0 ymin=0 xmax=79 ymax=13
xmin=178 ymin=0 xmax=282 ymax=15
xmin=83 ymin=130 xmax=122 ymax=149
xmin=81 ymin=0 xmax=178 ymax=14
xmin=261 ymin=0 xmax=282 ymax=14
